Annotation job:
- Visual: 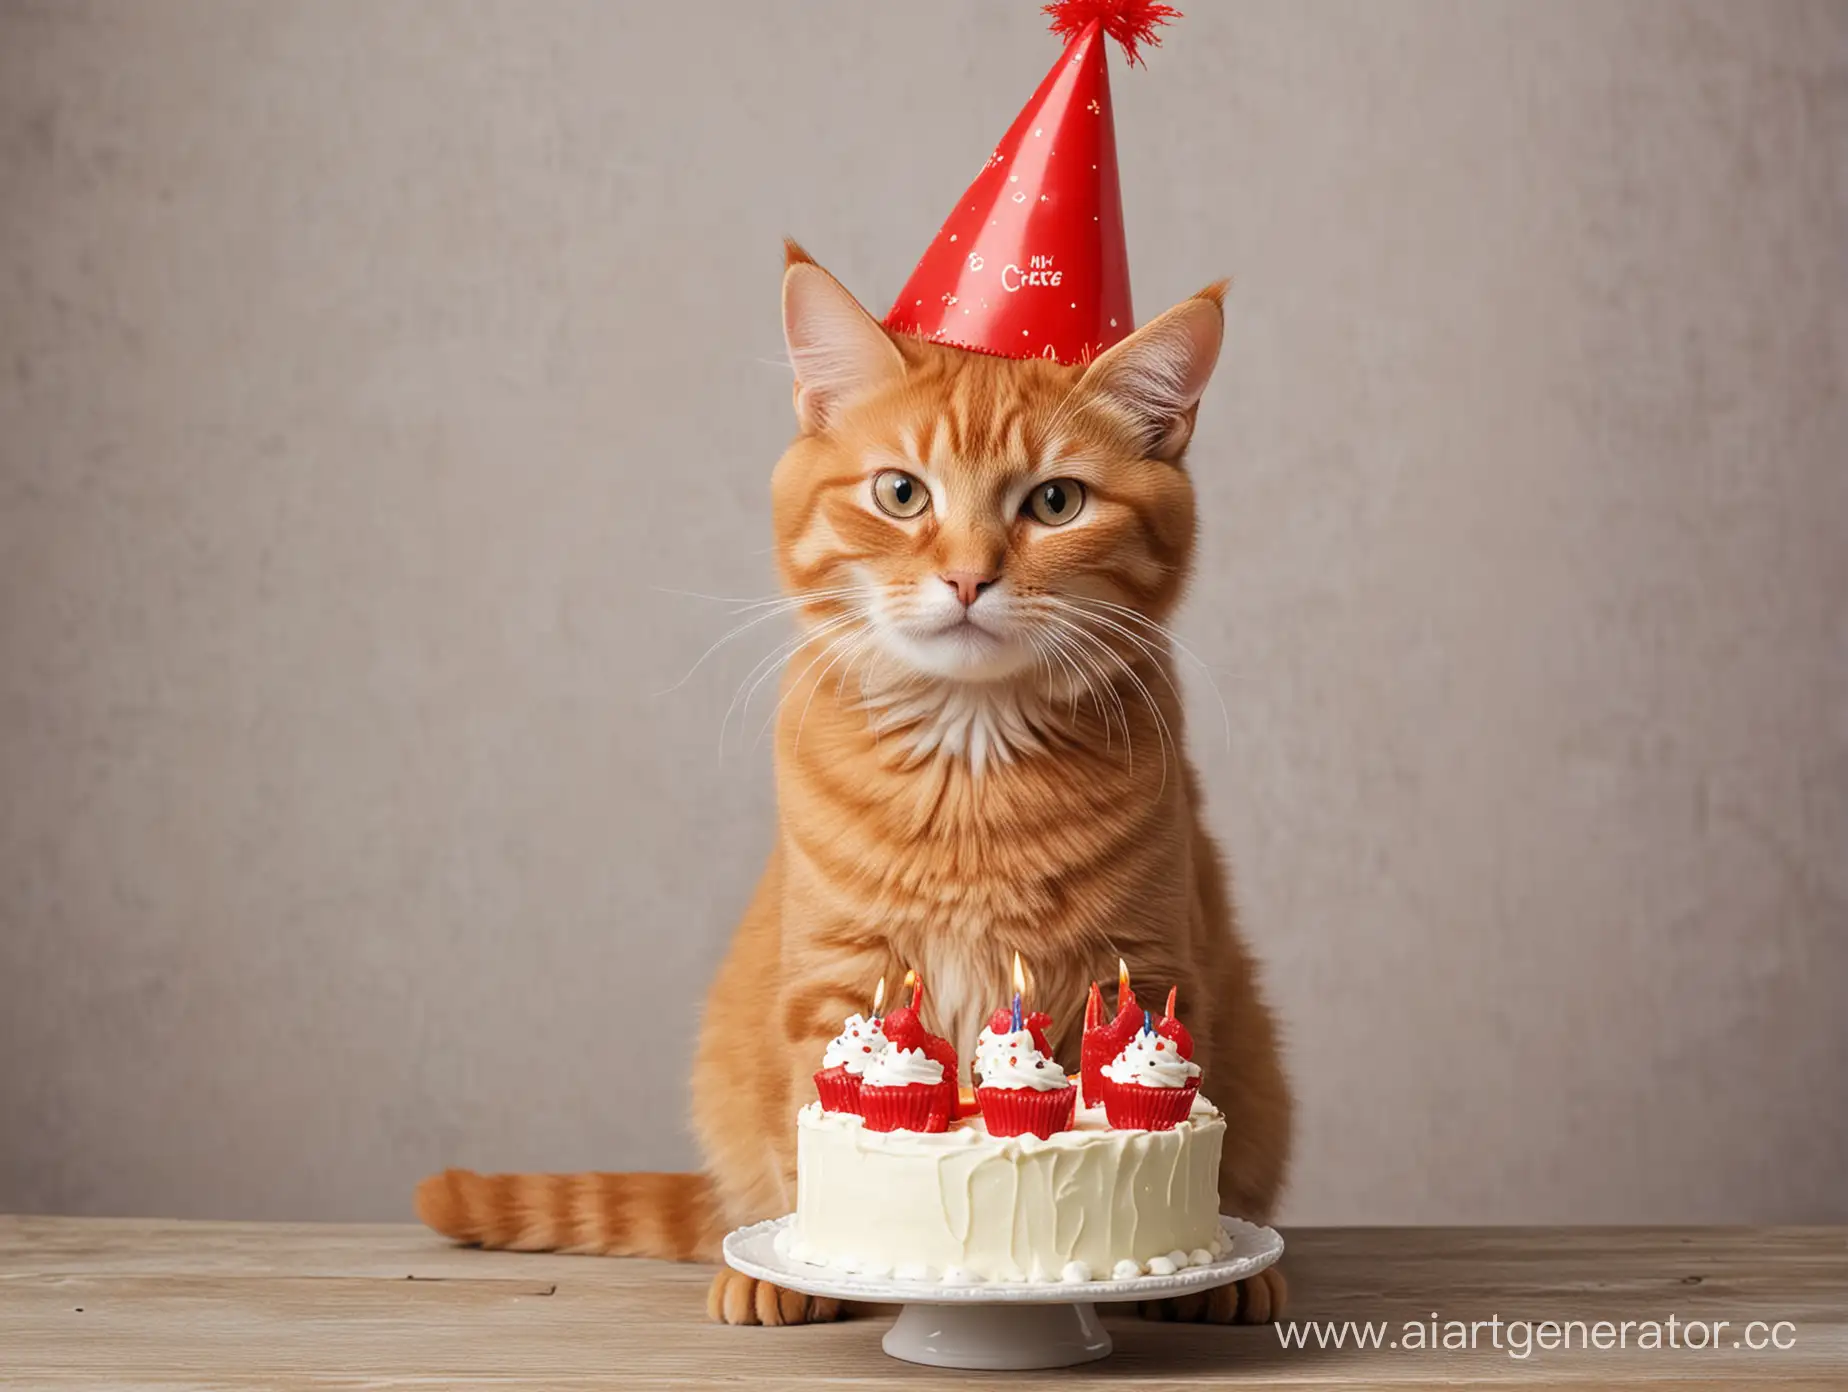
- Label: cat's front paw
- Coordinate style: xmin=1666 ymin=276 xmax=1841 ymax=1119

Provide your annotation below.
xmin=1140 ymin=1263 xmax=1288 ymax=1324
xmin=706 ymin=1268 xmax=843 ymax=1326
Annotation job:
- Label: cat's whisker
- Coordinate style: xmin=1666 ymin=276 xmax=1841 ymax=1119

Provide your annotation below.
xmin=1060 ymin=593 xmax=1234 ymax=752
xmin=1039 ymin=624 xmax=1130 ymax=761
xmin=1037 ymin=611 xmax=1177 ymax=790
xmin=652 ymin=584 xmax=779 ymax=607
xmin=1087 ymin=638 xmax=1180 ymax=795
xmin=720 ymin=607 xmax=870 ymax=759
xmin=1089 ymin=634 xmax=1180 ymax=790
xmin=728 ymin=588 xmax=860 ymax=616
xmin=1028 ymin=632 xmax=1101 ymax=745
xmin=1024 ymin=639 xmax=1060 ymax=723
xmin=753 ymin=612 xmax=876 ymax=743
xmin=791 ymin=629 xmax=879 ymax=756
xmin=1059 ymin=595 xmax=1218 ymax=667
xmin=838 ymin=623 xmax=892 ymax=707
xmin=652 ymin=583 xmax=858 ymax=613
xmin=854 ymin=642 xmax=888 ymax=748
xmin=740 ymin=608 xmax=869 ymax=716
xmin=834 ymin=637 xmax=873 ymax=703
xmin=1034 ymin=597 xmax=1188 ymax=721
xmin=718 ymin=619 xmax=832 ymax=743
xmin=1056 ymin=628 xmax=1131 ymax=765
xmin=756 ymin=619 xmax=876 ymax=754
xmin=718 ymin=631 xmax=817 ymax=763
xmin=1034 ymin=630 xmax=1101 ymax=740
xmin=659 ymin=589 xmax=861 ymax=699
xmin=1028 ymin=614 xmax=1124 ymax=747
xmin=722 ymin=588 xmax=860 ymax=617
xmin=662 ymin=603 xmax=813 ymax=700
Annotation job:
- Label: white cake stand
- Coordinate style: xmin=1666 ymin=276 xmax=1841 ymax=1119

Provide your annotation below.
xmin=722 ymin=1214 xmax=1283 ymax=1370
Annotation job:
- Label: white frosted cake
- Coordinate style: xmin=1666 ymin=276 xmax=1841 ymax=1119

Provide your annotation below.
xmin=783 ymin=972 xmax=1230 ymax=1286
xmin=784 ymin=1092 xmax=1228 ymax=1284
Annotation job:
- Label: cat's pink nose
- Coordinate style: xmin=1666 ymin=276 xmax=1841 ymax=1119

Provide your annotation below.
xmin=940 ymin=570 xmax=999 ymax=607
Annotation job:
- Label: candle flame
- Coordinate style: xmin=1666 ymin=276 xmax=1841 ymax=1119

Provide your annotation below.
xmin=872 ymin=978 xmax=886 ymax=1016
xmin=905 ymin=969 xmax=921 ymax=1009
xmin=1118 ymin=957 xmax=1130 ymax=992
xmin=1012 ymin=951 xmax=1027 ymax=998
xmin=1165 ymin=985 xmax=1177 ymax=1019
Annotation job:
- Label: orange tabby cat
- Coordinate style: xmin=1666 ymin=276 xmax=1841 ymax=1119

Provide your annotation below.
xmin=416 ymin=243 xmax=1292 ymax=1325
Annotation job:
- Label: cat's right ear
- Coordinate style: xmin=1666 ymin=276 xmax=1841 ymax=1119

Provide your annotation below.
xmin=1077 ymin=283 xmax=1227 ymax=461
xmin=782 ymin=241 xmax=906 ymax=434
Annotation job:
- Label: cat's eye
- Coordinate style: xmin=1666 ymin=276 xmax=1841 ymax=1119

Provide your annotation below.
xmin=1025 ymin=479 xmax=1086 ymax=527
xmin=872 ymin=470 xmax=930 ymax=519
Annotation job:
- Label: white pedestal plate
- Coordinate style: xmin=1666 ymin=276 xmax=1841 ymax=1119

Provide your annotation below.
xmin=722 ymin=1214 xmax=1283 ymax=1371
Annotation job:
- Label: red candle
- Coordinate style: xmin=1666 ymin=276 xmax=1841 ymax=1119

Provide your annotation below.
xmin=1157 ymin=985 xmax=1195 ymax=1060
xmin=883 ymin=970 xmax=960 ymax=1125
xmin=1081 ymin=958 xmax=1141 ymax=1102
xmin=987 ymin=952 xmax=1052 ymax=1054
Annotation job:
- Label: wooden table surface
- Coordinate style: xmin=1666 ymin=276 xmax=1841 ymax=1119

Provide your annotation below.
xmin=2 ymin=1217 xmax=1843 ymax=1389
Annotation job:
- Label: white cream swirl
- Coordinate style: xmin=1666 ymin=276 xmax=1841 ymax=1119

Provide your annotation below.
xmin=862 ymin=1045 xmax=944 ymax=1087
xmin=975 ymin=1028 xmax=1070 ymax=1092
xmin=972 ymin=1024 xmax=1008 ymax=1080
xmin=820 ymin=1013 xmax=888 ymax=1075
xmin=1102 ymin=1030 xmax=1201 ymax=1089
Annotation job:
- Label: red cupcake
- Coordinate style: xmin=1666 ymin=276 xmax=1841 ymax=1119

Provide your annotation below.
xmin=811 ymin=1011 xmax=888 ymax=1115
xmin=974 ymin=1008 xmax=1075 ymax=1139
xmin=1100 ymin=1009 xmax=1201 ymax=1132
xmin=860 ymin=991 xmax=959 ymax=1133
xmin=811 ymin=1066 xmax=862 ymax=1114
xmin=981 ymin=1085 xmax=1077 ymax=1139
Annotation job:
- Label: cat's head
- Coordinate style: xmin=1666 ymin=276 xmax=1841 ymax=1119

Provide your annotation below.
xmin=772 ymin=243 xmax=1224 ymax=687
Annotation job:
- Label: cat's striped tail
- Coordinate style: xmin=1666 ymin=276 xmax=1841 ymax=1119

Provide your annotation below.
xmin=414 ymin=1170 xmax=725 ymax=1263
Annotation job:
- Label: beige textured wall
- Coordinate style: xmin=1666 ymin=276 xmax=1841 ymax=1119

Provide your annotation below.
xmin=3 ymin=0 xmax=1844 ymax=1226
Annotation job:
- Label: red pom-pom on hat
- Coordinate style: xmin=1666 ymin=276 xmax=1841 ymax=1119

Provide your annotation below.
xmin=1043 ymin=0 xmax=1181 ymax=68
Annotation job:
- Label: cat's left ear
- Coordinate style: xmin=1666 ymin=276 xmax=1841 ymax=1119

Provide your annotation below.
xmin=782 ymin=240 xmax=907 ymax=435
xmin=1077 ymin=283 xmax=1227 ymax=460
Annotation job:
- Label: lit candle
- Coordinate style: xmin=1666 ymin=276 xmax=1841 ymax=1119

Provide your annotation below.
xmin=881 ymin=968 xmax=960 ymax=1126
xmin=871 ymin=977 xmax=886 ymax=1022
xmin=1157 ymin=984 xmax=1195 ymax=1059
xmin=1011 ymin=951 xmax=1025 ymax=1032
xmin=1082 ymin=957 xmax=1140 ymax=1104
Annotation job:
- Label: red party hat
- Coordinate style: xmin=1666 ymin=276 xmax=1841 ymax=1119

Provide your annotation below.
xmin=884 ymin=1 xmax=1180 ymax=366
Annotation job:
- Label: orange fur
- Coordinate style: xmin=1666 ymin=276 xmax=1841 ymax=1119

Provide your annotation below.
xmin=417 ymin=247 xmax=1293 ymax=1325
xmin=414 ymin=1169 xmax=721 ymax=1260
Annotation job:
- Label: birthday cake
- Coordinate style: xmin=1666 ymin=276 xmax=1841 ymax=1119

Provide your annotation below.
xmin=779 ymin=965 xmax=1231 ymax=1286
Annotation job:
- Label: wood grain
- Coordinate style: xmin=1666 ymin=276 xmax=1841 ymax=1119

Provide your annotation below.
xmin=1 ymin=1218 xmax=1843 ymax=1388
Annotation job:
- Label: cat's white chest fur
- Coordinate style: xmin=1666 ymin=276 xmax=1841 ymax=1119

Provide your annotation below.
xmin=864 ymin=676 xmax=1071 ymax=776
xmin=909 ymin=944 xmax=1002 ymax=1085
